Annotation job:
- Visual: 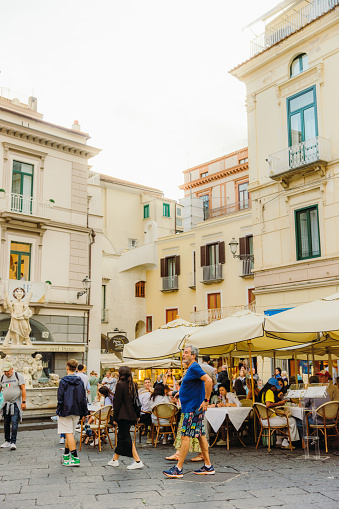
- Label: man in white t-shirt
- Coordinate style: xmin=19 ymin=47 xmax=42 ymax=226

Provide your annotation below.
xmin=138 ymin=378 xmax=152 ymax=443
xmin=0 ymin=363 xmax=26 ymax=450
xmin=76 ymin=364 xmax=90 ymax=397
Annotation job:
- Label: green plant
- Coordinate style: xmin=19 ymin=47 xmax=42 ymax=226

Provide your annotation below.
xmin=49 ymin=198 xmax=55 ymax=203
xmin=0 ymin=189 xmax=5 ymax=193
xmin=45 ymin=280 xmax=52 ymax=285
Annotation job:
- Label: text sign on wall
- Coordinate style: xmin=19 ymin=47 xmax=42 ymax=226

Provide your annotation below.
xmin=7 ymin=280 xmax=47 ymax=303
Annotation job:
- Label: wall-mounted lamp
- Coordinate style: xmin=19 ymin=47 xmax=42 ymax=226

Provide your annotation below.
xmin=77 ymin=276 xmax=92 ymax=299
xmin=228 ymin=237 xmax=254 ymax=261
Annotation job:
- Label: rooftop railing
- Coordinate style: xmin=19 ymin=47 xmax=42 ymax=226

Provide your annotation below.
xmin=205 ymin=198 xmax=251 ymax=220
xmin=268 ymin=136 xmax=331 ymax=179
xmin=250 ymin=0 xmax=339 ymax=57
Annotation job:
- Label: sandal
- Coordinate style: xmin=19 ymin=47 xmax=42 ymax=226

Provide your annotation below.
xmin=165 ymin=454 xmax=179 ymax=461
xmin=190 ymin=454 xmax=204 ymax=462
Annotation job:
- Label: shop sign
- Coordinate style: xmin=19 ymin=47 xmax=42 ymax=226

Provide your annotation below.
xmin=28 ymin=344 xmax=86 ymax=353
xmin=7 ymin=280 xmax=47 ymax=303
xmin=107 ymin=334 xmax=126 ymax=352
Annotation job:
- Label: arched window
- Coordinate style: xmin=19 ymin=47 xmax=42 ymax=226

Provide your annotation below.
xmin=290 ymin=53 xmax=309 ymax=77
xmin=135 ymin=281 xmax=145 ymax=298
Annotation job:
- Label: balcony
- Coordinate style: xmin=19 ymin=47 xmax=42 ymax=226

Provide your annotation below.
xmin=191 ymin=303 xmax=256 ymax=325
xmin=202 ymin=264 xmax=223 ymax=284
xmin=0 ymin=192 xmax=51 ymax=223
xmin=188 ymin=272 xmax=196 ymax=289
xmin=268 ymin=137 xmax=331 ymax=182
xmin=250 ymin=0 xmax=339 ymax=58
xmin=241 ymin=259 xmax=254 ymax=278
xmin=161 ymin=275 xmax=178 ymax=292
xmin=205 ymin=199 xmax=251 ymax=221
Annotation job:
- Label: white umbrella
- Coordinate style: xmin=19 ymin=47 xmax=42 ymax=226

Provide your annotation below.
xmin=115 ymin=358 xmax=182 ymax=369
xmin=122 ymin=318 xmax=201 ymax=361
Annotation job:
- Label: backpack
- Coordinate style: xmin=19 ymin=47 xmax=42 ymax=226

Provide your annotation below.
xmin=1 ymin=372 xmax=19 ymax=383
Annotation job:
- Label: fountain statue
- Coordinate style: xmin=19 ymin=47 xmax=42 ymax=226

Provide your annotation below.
xmin=0 ymin=286 xmax=58 ymax=416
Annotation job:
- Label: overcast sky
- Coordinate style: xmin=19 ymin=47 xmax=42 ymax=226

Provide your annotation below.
xmin=0 ymin=0 xmax=274 ymax=199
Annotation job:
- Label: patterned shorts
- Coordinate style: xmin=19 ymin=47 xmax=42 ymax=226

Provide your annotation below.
xmin=181 ymin=411 xmax=205 ymax=438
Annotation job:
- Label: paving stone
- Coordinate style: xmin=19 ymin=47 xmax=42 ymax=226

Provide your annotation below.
xmin=232 ymin=496 xmax=286 ymax=508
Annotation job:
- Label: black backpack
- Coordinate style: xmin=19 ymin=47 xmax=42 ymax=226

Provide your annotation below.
xmin=1 ymin=372 xmax=19 ymax=383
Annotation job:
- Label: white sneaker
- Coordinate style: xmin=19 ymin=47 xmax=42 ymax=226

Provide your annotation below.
xmin=10 ymin=443 xmax=16 ymax=450
xmin=146 ymin=438 xmax=152 ymax=444
xmin=75 ymin=426 xmax=81 ymax=433
xmin=127 ymin=460 xmax=144 ymax=470
xmin=281 ymin=438 xmax=290 ymax=448
xmin=0 ymin=441 xmax=11 ymax=448
xmin=216 ymin=439 xmax=226 ymax=446
xmin=59 ymin=437 xmax=65 ymax=444
xmin=108 ymin=459 xmax=119 ymax=467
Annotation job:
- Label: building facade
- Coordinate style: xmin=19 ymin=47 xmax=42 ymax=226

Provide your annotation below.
xmin=0 ymin=94 xmax=101 ymax=377
xmin=230 ymin=0 xmax=339 ymax=314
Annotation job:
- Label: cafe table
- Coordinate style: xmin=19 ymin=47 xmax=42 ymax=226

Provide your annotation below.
xmin=205 ymin=406 xmax=252 ymax=450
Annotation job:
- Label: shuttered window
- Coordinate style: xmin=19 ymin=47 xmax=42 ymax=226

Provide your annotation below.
xmin=200 ymin=241 xmax=225 ymax=267
xmin=160 ymin=256 xmax=180 ymax=276
xmin=135 ymin=281 xmax=145 ymax=298
xmin=239 ymin=236 xmax=253 ymax=258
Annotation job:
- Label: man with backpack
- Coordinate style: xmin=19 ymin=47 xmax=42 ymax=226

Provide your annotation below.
xmin=0 ymin=362 xmax=26 ymax=450
xmin=57 ymin=359 xmax=87 ymax=467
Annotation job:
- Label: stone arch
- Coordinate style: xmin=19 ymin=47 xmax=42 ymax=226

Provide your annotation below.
xmin=135 ymin=320 xmax=146 ymax=339
xmin=144 ymin=221 xmax=158 ymax=244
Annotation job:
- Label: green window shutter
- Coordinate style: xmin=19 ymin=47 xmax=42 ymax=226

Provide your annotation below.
xmin=163 ymin=203 xmax=170 ymax=217
xmin=143 ymin=204 xmax=150 ymax=219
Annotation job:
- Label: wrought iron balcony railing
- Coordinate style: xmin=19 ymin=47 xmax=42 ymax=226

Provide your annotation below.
xmin=205 ymin=198 xmax=251 ymax=220
xmin=268 ymin=137 xmax=331 ymax=179
xmin=161 ymin=275 xmax=179 ymax=292
xmin=250 ymin=0 xmax=339 ymax=58
xmin=202 ymin=264 xmax=223 ymax=284
xmin=0 ymin=192 xmax=51 ymax=219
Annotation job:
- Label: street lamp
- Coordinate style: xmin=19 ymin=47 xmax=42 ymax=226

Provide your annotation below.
xmin=77 ymin=276 xmax=92 ymax=299
xmin=228 ymin=237 xmax=254 ymax=261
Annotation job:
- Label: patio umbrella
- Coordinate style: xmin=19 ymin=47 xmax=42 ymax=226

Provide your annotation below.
xmin=122 ymin=318 xmax=201 ymax=361
xmin=115 ymin=358 xmax=182 ymax=369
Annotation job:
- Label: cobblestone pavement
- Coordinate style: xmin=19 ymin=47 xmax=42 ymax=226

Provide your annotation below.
xmin=0 ymin=428 xmax=339 ymax=509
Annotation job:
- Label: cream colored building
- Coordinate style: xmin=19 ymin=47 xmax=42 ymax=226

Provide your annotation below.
xmin=230 ymin=0 xmax=339 ymax=314
xmin=146 ymin=152 xmax=254 ymax=331
xmin=98 ymin=173 xmax=180 ymax=369
xmin=0 ymin=93 xmax=102 ymax=377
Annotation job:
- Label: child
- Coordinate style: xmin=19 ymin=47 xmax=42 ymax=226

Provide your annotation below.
xmin=57 ymin=359 xmax=87 ymax=466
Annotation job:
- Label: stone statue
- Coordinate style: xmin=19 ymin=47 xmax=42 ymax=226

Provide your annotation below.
xmin=48 ymin=373 xmax=59 ymax=386
xmin=23 ymin=366 xmax=33 ymax=388
xmin=2 ymin=288 xmax=33 ymax=346
xmin=32 ymin=354 xmax=43 ymax=381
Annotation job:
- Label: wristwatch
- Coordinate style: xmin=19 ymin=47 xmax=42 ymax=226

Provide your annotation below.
xmin=22 ymin=401 xmax=26 ymax=403
xmin=204 ymin=399 xmax=208 ymax=403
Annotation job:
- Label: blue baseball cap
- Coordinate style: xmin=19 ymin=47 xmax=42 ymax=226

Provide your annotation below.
xmin=268 ymin=377 xmax=282 ymax=390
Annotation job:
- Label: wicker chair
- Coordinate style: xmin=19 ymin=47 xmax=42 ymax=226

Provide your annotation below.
xmin=134 ymin=412 xmax=152 ymax=444
xmin=79 ymin=405 xmax=113 ymax=452
xmin=253 ymin=403 xmax=293 ymax=452
xmin=306 ymin=401 xmax=339 ymax=453
xmin=151 ymin=403 xmax=178 ymax=447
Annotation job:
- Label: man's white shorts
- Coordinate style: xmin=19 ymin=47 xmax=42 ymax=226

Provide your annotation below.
xmin=57 ymin=415 xmax=79 ymax=435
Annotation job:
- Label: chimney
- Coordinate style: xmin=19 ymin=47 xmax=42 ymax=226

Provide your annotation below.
xmin=72 ymin=120 xmax=81 ymax=131
xmin=28 ymin=96 xmax=37 ymax=111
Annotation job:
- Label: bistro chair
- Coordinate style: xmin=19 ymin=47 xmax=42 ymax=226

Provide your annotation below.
xmin=151 ymin=403 xmax=178 ymax=447
xmin=80 ymin=405 xmax=113 ymax=452
xmin=253 ymin=403 xmax=293 ymax=452
xmin=134 ymin=413 xmax=152 ymax=444
xmin=306 ymin=401 xmax=339 ymax=453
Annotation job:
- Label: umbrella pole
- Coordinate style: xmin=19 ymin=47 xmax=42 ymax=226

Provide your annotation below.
xmin=294 ymin=353 xmax=298 ymax=383
xmin=248 ymin=340 xmax=257 ymax=442
xmin=327 ymin=349 xmax=333 ymax=384
xmin=229 ymin=352 xmax=233 ymax=392
xmin=307 ymin=354 xmax=310 ymax=383
xmin=180 ymin=350 xmax=183 ymax=377
xmin=311 ymin=346 xmax=315 ymax=376
xmin=273 ymin=350 xmax=276 ymax=376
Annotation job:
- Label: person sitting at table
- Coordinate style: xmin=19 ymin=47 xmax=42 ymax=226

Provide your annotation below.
xmin=246 ymin=378 xmax=260 ymax=401
xmin=316 ymin=370 xmax=339 ymax=401
xmin=258 ymin=377 xmax=300 ymax=449
xmin=281 ymin=371 xmax=289 ymax=384
xmin=150 ymin=383 xmax=173 ymax=445
xmin=274 ymin=367 xmax=282 ymax=379
xmin=236 ymin=366 xmax=247 ymax=387
xmin=277 ymin=378 xmax=288 ymax=400
xmin=295 ymin=375 xmax=331 ymax=439
xmin=234 ymin=379 xmax=246 ymax=397
xmin=209 ymin=385 xmax=241 ymax=446
xmin=163 ymin=369 xmax=176 ymax=390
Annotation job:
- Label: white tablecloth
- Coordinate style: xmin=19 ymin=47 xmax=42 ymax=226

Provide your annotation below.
xmin=289 ymin=406 xmax=303 ymax=420
xmin=88 ymin=404 xmax=101 ymax=413
xmin=205 ymin=407 xmax=252 ymax=432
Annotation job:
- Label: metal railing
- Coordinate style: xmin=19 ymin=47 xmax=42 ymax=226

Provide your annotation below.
xmin=0 ymin=192 xmax=51 ymax=218
xmin=191 ymin=302 xmax=256 ymax=325
xmin=202 ymin=263 xmax=223 ymax=283
xmin=161 ymin=275 xmax=178 ymax=292
xmin=250 ymin=0 xmax=339 ymax=57
xmin=205 ymin=198 xmax=251 ymax=220
xmin=268 ymin=136 xmax=331 ymax=178
xmin=188 ymin=272 xmax=196 ymax=288
xmin=242 ymin=258 xmax=254 ymax=277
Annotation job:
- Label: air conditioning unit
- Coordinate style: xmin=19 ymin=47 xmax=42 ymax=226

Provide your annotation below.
xmin=42 ymin=331 xmax=49 ymax=339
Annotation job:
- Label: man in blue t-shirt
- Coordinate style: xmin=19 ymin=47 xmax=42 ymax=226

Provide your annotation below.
xmin=163 ymin=345 xmax=214 ymax=478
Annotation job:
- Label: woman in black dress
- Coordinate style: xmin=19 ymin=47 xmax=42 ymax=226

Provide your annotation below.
xmin=108 ymin=366 xmax=144 ymax=469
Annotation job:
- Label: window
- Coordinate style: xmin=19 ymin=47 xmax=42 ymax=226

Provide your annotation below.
xmin=208 ymin=293 xmax=221 ymax=310
xmin=12 ymin=161 xmax=34 ymax=213
xmin=146 ymin=316 xmax=152 ymax=333
xmin=176 ymin=218 xmax=182 ymax=227
xmin=143 ymin=204 xmax=150 ymax=219
xmin=101 ymin=285 xmax=107 ymax=322
xmin=166 ymin=308 xmax=178 ymax=323
xmin=176 ymin=208 xmax=182 ymax=216
xmin=201 ymin=194 xmax=210 ymax=220
xmin=9 ymin=242 xmax=31 ymax=280
xmin=128 ymin=238 xmax=138 ymax=249
xmin=290 ymin=53 xmax=309 ymax=78
xmin=239 ymin=158 xmax=248 ymax=164
xmin=248 ymin=288 xmax=255 ymax=305
xmin=160 ymin=256 xmax=180 ymax=291
xmin=200 ymin=242 xmax=225 ymax=267
xmin=163 ymin=203 xmax=170 ymax=217
xmin=295 ymin=205 xmax=320 ymax=260
xmin=135 ymin=281 xmax=145 ymax=298
xmin=238 ymin=182 xmax=249 ymax=209
xmin=239 ymin=235 xmax=254 ymax=276
xmin=287 ymin=87 xmax=317 ymax=147
xmin=201 ymin=172 xmax=208 ymax=178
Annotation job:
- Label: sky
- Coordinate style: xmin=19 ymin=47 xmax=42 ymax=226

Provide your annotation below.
xmin=0 ymin=0 xmax=274 ymax=200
